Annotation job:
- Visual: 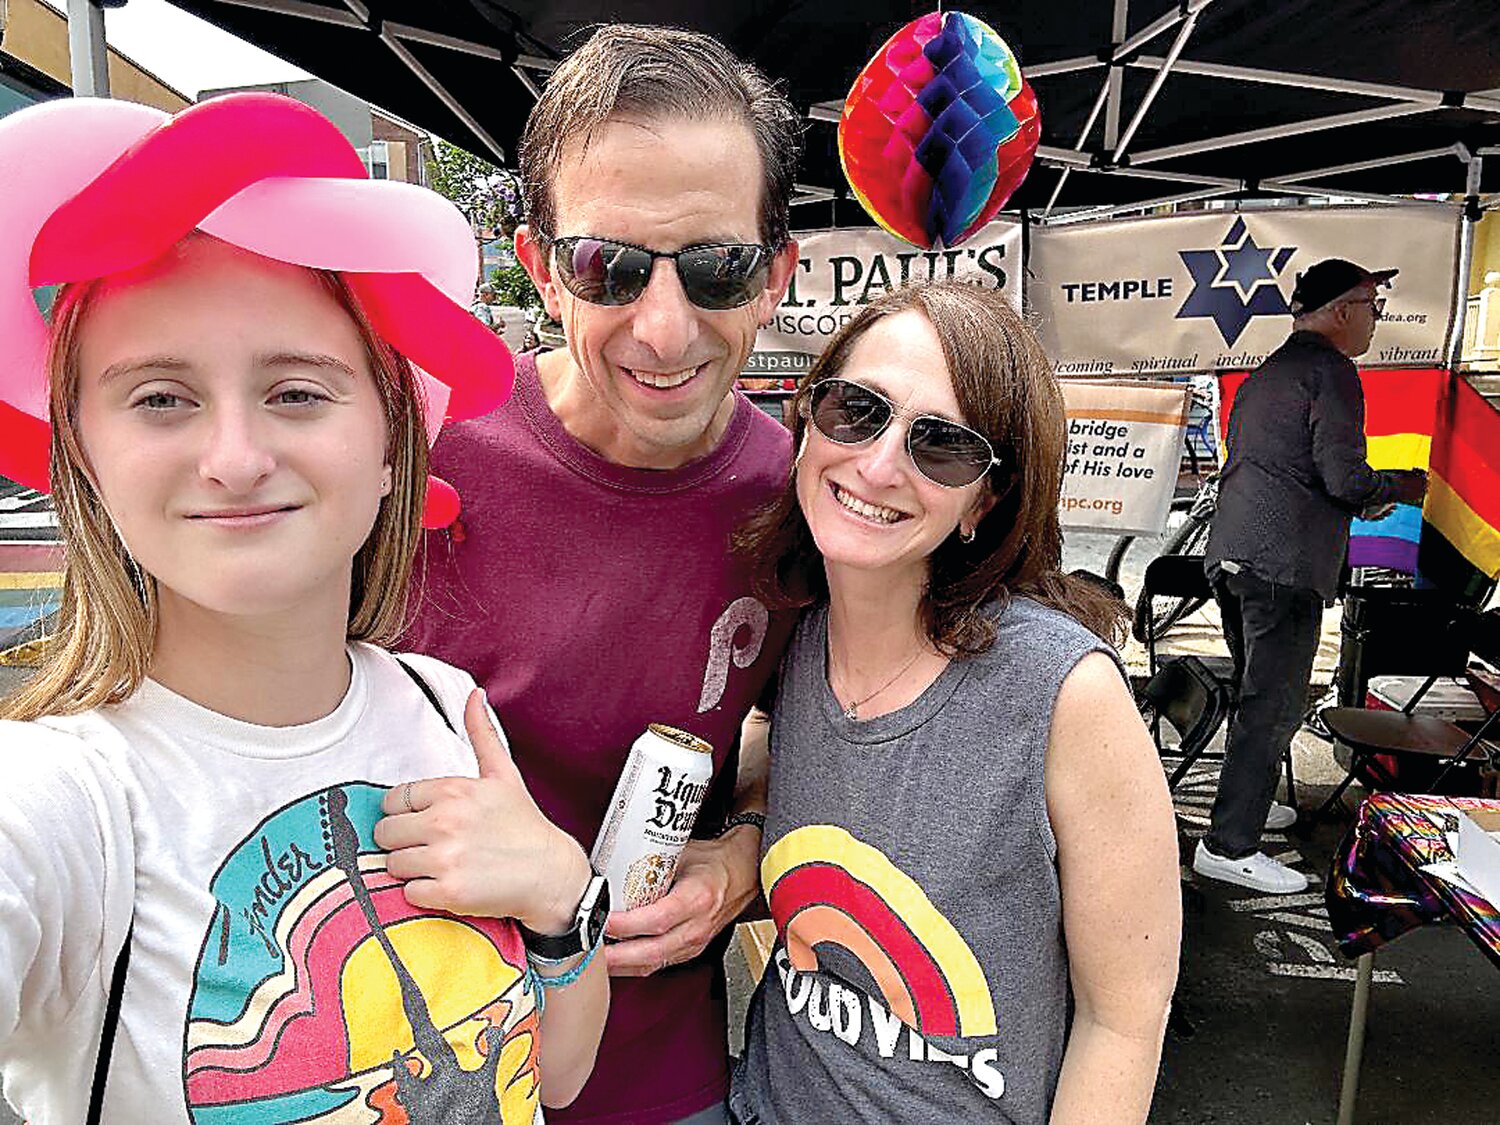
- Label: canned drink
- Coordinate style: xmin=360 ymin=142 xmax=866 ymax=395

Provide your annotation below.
xmin=591 ymin=724 xmax=714 ymax=910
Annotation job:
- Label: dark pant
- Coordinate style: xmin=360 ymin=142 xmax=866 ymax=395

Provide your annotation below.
xmin=675 ymin=1105 xmax=730 ymax=1125
xmin=1207 ymin=569 xmax=1324 ymax=858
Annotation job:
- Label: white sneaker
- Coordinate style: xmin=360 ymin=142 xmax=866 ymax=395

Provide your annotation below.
xmin=1193 ymin=840 xmax=1310 ymax=894
xmin=1264 ymin=803 xmax=1297 ymax=831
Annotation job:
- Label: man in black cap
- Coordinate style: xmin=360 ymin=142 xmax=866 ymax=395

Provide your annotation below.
xmin=1195 ymin=258 xmax=1428 ymax=894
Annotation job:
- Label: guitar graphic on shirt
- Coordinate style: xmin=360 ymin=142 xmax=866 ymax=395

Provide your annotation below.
xmin=325 ymin=786 xmax=505 ymax=1122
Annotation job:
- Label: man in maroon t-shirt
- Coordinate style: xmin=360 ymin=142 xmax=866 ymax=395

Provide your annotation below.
xmin=398 ymin=25 xmax=803 ymax=1125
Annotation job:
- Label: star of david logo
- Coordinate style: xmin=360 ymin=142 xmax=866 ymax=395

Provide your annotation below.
xmin=1175 ymin=217 xmax=1298 ymax=346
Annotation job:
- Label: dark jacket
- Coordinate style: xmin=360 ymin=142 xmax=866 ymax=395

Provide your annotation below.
xmin=1205 ymin=330 xmax=1408 ymax=601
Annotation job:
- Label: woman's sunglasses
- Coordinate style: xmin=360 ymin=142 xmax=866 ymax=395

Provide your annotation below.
xmin=549 ymin=236 xmax=772 ymax=310
xmin=804 ymin=377 xmax=1003 ymax=489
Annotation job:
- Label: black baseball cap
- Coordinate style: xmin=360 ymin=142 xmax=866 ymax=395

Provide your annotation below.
xmin=1289 ymin=258 xmax=1398 ymax=314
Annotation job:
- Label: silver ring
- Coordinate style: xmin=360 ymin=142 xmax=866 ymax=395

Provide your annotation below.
xmin=402 ymin=782 xmax=415 ymax=814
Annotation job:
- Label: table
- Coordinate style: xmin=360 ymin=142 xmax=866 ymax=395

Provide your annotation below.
xmin=1325 ymin=793 xmax=1500 ymax=1125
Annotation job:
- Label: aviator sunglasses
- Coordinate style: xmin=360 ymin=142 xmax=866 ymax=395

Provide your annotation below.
xmin=549 ymin=235 xmax=772 ymax=310
xmin=804 ymin=377 xmax=1004 ymax=489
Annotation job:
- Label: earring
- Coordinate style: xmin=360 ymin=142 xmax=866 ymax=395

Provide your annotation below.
xmin=380 ymin=467 xmax=393 ymax=496
xmin=959 ymin=526 xmax=976 ymax=544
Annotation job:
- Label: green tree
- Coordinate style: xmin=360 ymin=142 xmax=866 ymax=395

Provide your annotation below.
xmin=425 ymin=138 xmax=540 ymax=315
xmin=489 ymin=256 xmax=543 ymax=315
xmin=426 ymin=138 xmax=510 ymax=235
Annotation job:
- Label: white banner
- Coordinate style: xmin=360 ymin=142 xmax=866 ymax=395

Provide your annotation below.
xmin=746 ymin=221 xmax=1023 ymax=376
xmin=1059 ymin=381 xmax=1190 ymax=535
xmin=1029 ymin=206 xmax=1461 ymax=376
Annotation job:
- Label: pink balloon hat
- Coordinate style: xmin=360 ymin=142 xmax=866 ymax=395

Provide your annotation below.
xmin=0 ymin=92 xmax=514 ymax=527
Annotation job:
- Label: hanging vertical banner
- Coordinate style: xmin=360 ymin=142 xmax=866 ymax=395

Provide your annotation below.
xmin=1029 ymin=206 xmax=1461 ymax=376
xmin=746 ymin=220 xmax=1022 ymax=376
xmin=1060 ymin=380 xmax=1190 ymax=534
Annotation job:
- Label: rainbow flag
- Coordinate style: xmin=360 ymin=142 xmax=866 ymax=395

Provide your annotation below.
xmin=1218 ymin=368 xmax=1445 ymax=573
xmin=1417 ymin=376 xmax=1500 ymax=600
xmin=1348 ymin=368 xmax=1445 ymax=572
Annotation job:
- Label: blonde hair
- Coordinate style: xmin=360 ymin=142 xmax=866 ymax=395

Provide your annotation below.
xmin=1 ymin=252 xmax=429 ymax=721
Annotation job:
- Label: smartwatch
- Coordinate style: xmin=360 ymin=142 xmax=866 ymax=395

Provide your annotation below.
xmin=520 ymin=870 xmax=611 ymax=961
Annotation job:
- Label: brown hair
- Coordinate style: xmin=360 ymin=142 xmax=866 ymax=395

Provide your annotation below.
xmin=1 ymin=245 xmax=429 ymax=721
xmin=735 ymin=281 xmax=1128 ymax=655
xmin=518 ymin=24 xmax=802 ymax=250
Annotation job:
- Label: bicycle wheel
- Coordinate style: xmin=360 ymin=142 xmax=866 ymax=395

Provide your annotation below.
xmin=1104 ymin=497 xmax=1196 ymax=585
xmin=1116 ymin=498 xmax=1206 ymax=594
xmin=1103 ymin=532 xmax=1139 ymax=586
xmin=1130 ymin=513 xmax=1214 ymax=642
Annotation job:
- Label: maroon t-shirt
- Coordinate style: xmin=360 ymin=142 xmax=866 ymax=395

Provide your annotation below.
xmin=403 ymin=353 xmax=794 ymax=1123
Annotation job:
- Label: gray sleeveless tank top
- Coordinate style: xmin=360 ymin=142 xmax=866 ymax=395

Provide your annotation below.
xmin=731 ymin=596 xmax=1119 ymax=1124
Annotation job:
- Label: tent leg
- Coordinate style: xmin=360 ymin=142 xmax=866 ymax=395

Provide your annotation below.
xmin=1447 ymin=153 xmax=1482 ymax=370
xmin=1336 ymin=951 xmax=1375 ymax=1125
xmin=66 ymin=0 xmax=111 ymax=98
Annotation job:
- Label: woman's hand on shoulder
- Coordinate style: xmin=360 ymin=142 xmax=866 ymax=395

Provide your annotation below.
xmin=374 ymin=690 xmax=592 ymax=932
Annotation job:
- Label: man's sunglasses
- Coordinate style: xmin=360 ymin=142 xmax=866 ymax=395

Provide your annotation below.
xmin=1341 ymin=295 xmax=1387 ymax=317
xmin=549 ymin=236 xmax=772 ymax=310
xmin=804 ymin=377 xmax=1003 ymax=489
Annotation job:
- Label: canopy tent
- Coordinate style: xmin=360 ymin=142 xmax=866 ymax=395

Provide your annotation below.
xmin=139 ymin=0 xmax=1500 ymax=219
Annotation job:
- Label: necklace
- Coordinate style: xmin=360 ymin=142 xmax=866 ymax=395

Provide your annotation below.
xmin=834 ymin=649 xmax=924 ymax=721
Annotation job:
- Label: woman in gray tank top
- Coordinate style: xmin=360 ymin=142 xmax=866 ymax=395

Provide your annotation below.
xmin=730 ymin=281 xmax=1181 ymax=1124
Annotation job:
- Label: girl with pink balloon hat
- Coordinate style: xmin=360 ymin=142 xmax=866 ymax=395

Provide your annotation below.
xmin=0 ymin=94 xmax=606 ymax=1123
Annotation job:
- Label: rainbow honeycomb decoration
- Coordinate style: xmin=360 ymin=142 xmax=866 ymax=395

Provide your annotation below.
xmin=839 ymin=12 xmax=1041 ymax=249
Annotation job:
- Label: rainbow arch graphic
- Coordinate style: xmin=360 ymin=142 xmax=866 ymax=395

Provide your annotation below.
xmin=761 ymin=825 xmax=996 ymax=1039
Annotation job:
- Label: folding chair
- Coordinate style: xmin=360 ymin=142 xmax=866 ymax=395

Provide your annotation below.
xmin=1140 ymin=554 xmax=1234 ymax=687
xmin=1136 ymin=556 xmax=1238 ymax=782
xmin=1140 ymin=655 xmax=1233 ymax=792
xmin=1317 ymin=608 xmax=1500 ymax=818
xmin=1138 ymin=553 xmax=1300 ymax=807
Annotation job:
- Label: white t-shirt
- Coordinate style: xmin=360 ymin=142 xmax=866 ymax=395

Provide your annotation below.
xmin=0 ymin=644 xmax=545 ymax=1124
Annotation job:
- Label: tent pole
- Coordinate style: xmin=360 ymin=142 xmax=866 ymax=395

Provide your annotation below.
xmin=1258 ymin=181 xmax=1435 ymax=208
xmin=1132 ymin=102 xmax=1434 ymax=165
xmin=380 ymin=29 xmax=507 ymax=163
xmin=1447 ymin=153 xmax=1483 ymax=372
xmin=1113 ymin=9 xmax=1198 ymax=162
xmin=1045 ymin=73 xmax=1113 ymax=216
xmin=1102 ymin=0 xmax=1127 ymax=150
xmin=1047 ymin=185 xmax=1238 ymax=226
xmin=66 ymin=0 xmax=110 ymax=98
xmin=1274 ymin=146 xmax=1466 ymax=186
xmin=1023 ymin=56 xmax=1102 ymax=78
xmin=512 ymin=66 xmax=542 ymax=101
xmin=1111 ymin=0 xmax=1214 ymax=61
xmin=1096 ymin=166 xmax=1239 ymax=187
xmin=1128 ymin=55 xmax=1500 ymax=111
